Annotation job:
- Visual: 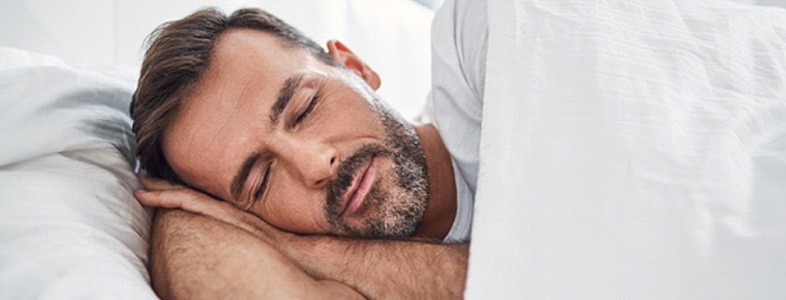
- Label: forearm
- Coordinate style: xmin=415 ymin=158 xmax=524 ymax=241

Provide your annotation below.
xmin=149 ymin=209 xmax=363 ymax=299
xmin=283 ymin=236 xmax=469 ymax=299
xmin=136 ymin=178 xmax=465 ymax=298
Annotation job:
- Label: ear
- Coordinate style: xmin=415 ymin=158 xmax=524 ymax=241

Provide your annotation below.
xmin=326 ymin=40 xmax=381 ymax=90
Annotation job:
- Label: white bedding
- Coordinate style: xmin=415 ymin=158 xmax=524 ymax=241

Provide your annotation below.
xmin=467 ymin=0 xmax=786 ymax=298
xmin=5 ymin=0 xmax=786 ymax=298
xmin=0 ymin=47 xmax=155 ymax=299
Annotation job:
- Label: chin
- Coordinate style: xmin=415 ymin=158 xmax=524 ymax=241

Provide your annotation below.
xmin=329 ymin=82 xmax=430 ymax=240
xmin=340 ymin=183 xmax=427 ymax=240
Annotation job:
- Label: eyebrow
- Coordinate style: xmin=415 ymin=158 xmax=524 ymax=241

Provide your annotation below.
xmin=230 ymin=152 xmax=260 ymax=201
xmin=270 ymin=74 xmax=305 ymax=125
xmin=229 ymin=73 xmax=304 ymax=201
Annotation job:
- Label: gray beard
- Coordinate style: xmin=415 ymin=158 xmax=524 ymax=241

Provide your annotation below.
xmin=323 ymin=94 xmax=430 ymax=239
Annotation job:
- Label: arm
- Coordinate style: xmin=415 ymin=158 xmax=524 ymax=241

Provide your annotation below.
xmin=137 ymin=177 xmax=468 ymax=298
xmin=148 ymin=208 xmax=363 ymax=299
xmin=280 ymin=235 xmax=468 ymax=299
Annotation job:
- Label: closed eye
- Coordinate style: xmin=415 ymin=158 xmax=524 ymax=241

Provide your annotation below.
xmin=294 ymin=95 xmax=319 ymax=125
xmin=252 ymin=162 xmax=272 ymax=204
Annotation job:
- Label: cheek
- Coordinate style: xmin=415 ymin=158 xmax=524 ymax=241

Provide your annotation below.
xmin=252 ymin=180 xmax=329 ymax=234
xmin=319 ymin=97 xmax=385 ymax=138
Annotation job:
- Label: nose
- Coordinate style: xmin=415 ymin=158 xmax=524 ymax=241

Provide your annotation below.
xmin=276 ymin=137 xmax=339 ymax=189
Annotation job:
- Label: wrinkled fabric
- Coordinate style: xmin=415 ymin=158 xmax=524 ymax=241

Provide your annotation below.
xmin=463 ymin=0 xmax=786 ymax=298
xmin=0 ymin=47 xmax=154 ymax=300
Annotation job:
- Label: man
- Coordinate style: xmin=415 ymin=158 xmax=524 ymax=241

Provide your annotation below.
xmin=132 ymin=0 xmax=786 ymax=297
xmin=131 ymin=1 xmax=484 ymax=298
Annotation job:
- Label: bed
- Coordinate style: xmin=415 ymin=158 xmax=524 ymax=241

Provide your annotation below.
xmin=2 ymin=0 xmax=786 ymax=298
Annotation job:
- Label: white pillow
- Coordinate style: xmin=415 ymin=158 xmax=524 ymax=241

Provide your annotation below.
xmin=0 ymin=47 xmax=155 ymax=299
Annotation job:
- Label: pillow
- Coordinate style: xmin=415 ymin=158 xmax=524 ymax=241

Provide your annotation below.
xmin=0 ymin=47 xmax=155 ymax=299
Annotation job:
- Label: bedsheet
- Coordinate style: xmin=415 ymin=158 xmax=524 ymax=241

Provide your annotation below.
xmin=467 ymin=0 xmax=786 ymax=298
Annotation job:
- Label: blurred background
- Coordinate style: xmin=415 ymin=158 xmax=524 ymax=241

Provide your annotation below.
xmin=0 ymin=0 xmax=445 ymax=119
xmin=2 ymin=0 xmax=784 ymax=119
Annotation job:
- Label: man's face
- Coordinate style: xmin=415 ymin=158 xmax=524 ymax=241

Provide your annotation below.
xmin=162 ymin=29 xmax=429 ymax=239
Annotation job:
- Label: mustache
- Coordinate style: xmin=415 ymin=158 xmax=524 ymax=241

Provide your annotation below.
xmin=325 ymin=144 xmax=390 ymax=215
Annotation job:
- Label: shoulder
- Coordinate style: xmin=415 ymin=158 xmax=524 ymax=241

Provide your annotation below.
xmin=432 ymin=0 xmax=488 ymax=101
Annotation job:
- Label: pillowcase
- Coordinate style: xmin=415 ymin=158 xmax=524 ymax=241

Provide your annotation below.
xmin=0 ymin=47 xmax=155 ymax=299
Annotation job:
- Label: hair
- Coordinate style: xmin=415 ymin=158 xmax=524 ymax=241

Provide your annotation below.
xmin=130 ymin=7 xmax=339 ymax=183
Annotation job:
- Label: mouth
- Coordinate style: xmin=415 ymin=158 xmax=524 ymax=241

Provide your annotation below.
xmin=339 ymin=155 xmax=378 ymax=218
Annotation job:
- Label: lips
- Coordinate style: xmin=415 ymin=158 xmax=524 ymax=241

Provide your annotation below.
xmin=340 ymin=156 xmax=378 ymax=217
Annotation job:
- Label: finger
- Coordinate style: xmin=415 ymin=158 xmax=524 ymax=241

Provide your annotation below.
xmin=134 ymin=189 xmax=213 ymax=210
xmin=137 ymin=175 xmax=183 ymax=191
xmin=135 ymin=189 xmax=269 ymax=236
xmin=136 ymin=189 xmax=248 ymax=230
xmin=134 ymin=189 xmax=189 ymax=209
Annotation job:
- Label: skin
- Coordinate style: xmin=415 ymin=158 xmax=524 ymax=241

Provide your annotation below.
xmin=135 ymin=28 xmax=468 ymax=298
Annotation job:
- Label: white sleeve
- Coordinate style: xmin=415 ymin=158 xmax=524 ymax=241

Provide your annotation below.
xmin=430 ymin=0 xmax=488 ymax=195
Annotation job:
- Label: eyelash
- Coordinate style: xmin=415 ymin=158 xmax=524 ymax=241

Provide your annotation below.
xmin=294 ymin=95 xmax=319 ymax=125
xmin=253 ymin=162 xmax=272 ymax=202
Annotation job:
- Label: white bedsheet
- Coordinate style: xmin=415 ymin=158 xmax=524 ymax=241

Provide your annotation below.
xmin=467 ymin=0 xmax=786 ymax=298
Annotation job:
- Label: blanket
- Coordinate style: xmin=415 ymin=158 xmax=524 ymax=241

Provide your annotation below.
xmin=467 ymin=0 xmax=786 ymax=298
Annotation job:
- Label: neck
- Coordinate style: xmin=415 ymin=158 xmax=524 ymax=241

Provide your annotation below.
xmin=411 ymin=123 xmax=456 ymax=240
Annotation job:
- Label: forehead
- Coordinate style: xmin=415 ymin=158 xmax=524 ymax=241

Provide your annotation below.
xmin=162 ymin=29 xmax=319 ymax=199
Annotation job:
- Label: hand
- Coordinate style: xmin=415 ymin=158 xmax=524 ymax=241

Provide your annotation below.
xmin=134 ymin=175 xmax=291 ymax=244
xmin=140 ymin=180 xmax=367 ymax=299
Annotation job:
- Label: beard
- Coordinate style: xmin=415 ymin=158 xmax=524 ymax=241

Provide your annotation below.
xmin=323 ymin=93 xmax=430 ymax=239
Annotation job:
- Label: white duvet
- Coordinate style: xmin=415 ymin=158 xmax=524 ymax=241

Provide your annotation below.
xmin=467 ymin=0 xmax=786 ymax=298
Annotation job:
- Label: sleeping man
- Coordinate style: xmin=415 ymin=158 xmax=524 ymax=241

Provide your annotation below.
xmin=132 ymin=0 xmax=786 ymax=298
xmin=131 ymin=1 xmax=484 ymax=298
